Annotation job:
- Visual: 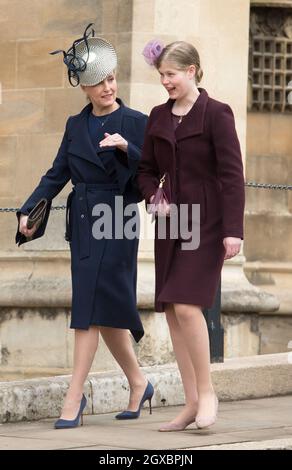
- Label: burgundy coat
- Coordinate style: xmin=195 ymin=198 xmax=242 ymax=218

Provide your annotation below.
xmin=137 ymin=88 xmax=245 ymax=312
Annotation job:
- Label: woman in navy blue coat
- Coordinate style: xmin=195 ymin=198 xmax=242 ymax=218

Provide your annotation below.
xmin=16 ymin=26 xmax=154 ymax=427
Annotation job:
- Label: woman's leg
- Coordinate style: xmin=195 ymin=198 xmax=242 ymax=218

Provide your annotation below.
xmin=60 ymin=326 xmax=99 ymax=420
xmin=173 ymin=303 xmax=217 ymax=422
xmin=160 ymin=304 xmax=198 ymax=429
xmin=100 ymin=327 xmax=148 ymax=411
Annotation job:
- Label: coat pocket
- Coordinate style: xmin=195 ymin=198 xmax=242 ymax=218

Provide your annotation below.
xmin=201 ymin=181 xmax=223 ymax=225
xmin=185 ymin=182 xmax=206 ymax=227
xmin=201 ymin=182 xmax=207 ymax=225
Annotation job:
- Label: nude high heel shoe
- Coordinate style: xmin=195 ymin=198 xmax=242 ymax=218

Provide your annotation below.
xmin=195 ymin=395 xmax=218 ymax=429
xmin=159 ymin=414 xmax=197 ymax=432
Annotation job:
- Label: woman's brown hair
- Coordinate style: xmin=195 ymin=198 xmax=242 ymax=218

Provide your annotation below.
xmin=155 ymin=41 xmax=203 ymax=85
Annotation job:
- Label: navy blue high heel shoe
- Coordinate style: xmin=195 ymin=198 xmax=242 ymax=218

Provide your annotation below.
xmin=115 ymin=381 xmax=154 ymax=420
xmin=54 ymin=394 xmax=87 ymax=429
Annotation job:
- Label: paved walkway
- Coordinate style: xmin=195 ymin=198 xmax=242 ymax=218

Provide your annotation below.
xmin=0 ymin=395 xmax=291 ymax=450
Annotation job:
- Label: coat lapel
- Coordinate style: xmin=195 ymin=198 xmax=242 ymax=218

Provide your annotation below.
xmin=175 ymin=88 xmax=209 ymax=141
xmin=68 ymin=99 xmax=125 ymax=170
xmin=68 ymin=103 xmax=105 ymax=169
xmin=148 ymin=100 xmax=176 ymax=147
xmin=148 ymin=88 xmax=209 ymax=144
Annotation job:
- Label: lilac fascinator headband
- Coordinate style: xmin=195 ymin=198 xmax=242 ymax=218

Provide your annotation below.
xmin=142 ymin=39 xmax=164 ymax=66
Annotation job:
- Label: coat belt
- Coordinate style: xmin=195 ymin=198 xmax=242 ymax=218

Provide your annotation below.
xmin=65 ymin=182 xmax=120 ymax=259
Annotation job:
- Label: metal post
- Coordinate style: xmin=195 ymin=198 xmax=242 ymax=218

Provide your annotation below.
xmin=203 ymin=278 xmax=224 ymax=363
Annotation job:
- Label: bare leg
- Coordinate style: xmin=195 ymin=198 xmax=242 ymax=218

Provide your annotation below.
xmin=173 ymin=303 xmax=217 ymax=422
xmin=159 ymin=304 xmax=198 ymax=430
xmin=60 ymin=326 xmax=99 ymax=420
xmin=100 ymin=327 xmax=148 ymax=411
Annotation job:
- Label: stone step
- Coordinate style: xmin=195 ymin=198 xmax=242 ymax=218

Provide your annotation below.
xmin=0 ymin=353 xmax=291 ymax=423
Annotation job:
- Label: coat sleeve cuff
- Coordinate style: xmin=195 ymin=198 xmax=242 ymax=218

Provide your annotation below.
xmin=15 ymin=202 xmax=52 ymax=246
xmin=126 ymin=141 xmax=140 ymax=174
xmin=222 ymin=230 xmax=244 ymax=240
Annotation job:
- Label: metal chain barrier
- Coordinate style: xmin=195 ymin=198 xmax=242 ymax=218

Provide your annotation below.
xmin=0 ymin=205 xmax=66 ymax=213
xmin=0 ymin=181 xmax=291 ymax=213
xmin=245 ymin=181 xmax=292 ymax=190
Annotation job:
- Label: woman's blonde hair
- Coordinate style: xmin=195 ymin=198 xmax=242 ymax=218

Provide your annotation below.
xmin=155 ymin=41 xmax=203 ymax=85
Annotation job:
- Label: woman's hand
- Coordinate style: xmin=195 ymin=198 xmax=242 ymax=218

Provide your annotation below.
xmin=99 ymin=133 xmax=128 ymax=153
xmin=19 ymin=214 xmax=37 ymax=238
xmin=149 ymin=195 xmax=170 ymax=216
xmin=223 ymin=237 xmax=241 ymax=260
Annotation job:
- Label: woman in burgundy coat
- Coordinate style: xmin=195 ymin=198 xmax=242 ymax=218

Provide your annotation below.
xmin=137 ymin=40 xmax=245 ymax=431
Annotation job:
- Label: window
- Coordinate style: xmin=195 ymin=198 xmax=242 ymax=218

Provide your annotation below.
xmin=249 ymin=7 xmax=292 ymax=112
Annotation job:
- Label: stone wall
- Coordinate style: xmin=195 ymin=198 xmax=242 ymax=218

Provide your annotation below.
xmin=1 ymin=307 xmax=291 ymax=374
xmin=2 ymin=1 xmax=283 ymax=374
xmin=245 ymin=113 xmax=292 ymax=263
xmin=0 ymin=0 xmax=133 ymax=251
xmin=244 ymin=2 xmax=292 ymax=316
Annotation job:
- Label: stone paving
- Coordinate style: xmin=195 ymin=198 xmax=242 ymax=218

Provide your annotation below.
xmin=0 ymin=395 xmax=291 ymax=450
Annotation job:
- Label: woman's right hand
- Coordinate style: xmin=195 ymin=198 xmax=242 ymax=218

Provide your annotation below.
xmin=19 ymin=214 xmax=38 ymax=238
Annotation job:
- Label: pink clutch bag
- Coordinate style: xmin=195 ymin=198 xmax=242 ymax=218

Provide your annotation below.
xmin=147 ymin=173 xmax=170 ymax=222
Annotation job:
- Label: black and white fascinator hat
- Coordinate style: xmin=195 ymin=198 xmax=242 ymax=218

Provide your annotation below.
xmin=50 ymin=23 xmax=117 ymax=87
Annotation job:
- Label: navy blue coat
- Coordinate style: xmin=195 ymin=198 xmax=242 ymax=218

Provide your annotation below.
xmin=16 ymin=99 xmax=148 ymax=342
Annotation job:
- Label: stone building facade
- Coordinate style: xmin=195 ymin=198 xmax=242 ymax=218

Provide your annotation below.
xmin=0 ymin=0 xmax=291 ymax=375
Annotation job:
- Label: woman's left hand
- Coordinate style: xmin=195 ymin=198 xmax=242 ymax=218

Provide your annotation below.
xmin=99 ymin=133 xmax=128 ymax=153
xmin=223 ymin=237 xmax=241 ymax=260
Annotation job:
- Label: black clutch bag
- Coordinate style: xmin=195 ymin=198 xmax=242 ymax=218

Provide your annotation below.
xmin=27 ymin=198 xmax=48 ymax=231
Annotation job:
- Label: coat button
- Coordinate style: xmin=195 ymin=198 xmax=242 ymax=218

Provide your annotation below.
xmin=81 ymin=214 xmax=85 ymax=219
xmin=79 ymin=196 xmax=83 ymax=201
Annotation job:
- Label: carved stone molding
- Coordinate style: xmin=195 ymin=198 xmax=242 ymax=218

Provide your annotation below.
xmin=250 ymin=7 xmax=292 ymax=39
